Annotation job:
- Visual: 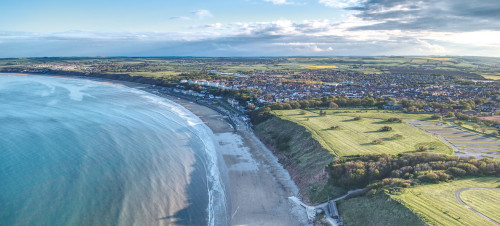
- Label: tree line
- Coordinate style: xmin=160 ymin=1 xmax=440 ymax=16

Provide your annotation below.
xmin=327 ymin=153 xmax=500 ymax=190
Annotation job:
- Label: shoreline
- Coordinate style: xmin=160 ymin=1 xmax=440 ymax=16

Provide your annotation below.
xmin=1 ymin=73 xmax=306 ymax=225
xmin=165 ymin=97 xmax=305 ymax=225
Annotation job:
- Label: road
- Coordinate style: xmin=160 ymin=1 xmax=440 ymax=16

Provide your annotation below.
xmin=289 ymin=189 xmax=365 ymax=225
xmin=455 ymin=188 xmax=500 ymax=225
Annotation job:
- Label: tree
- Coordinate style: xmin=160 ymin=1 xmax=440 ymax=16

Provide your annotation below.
xmin=431 ymin=114 xmax=442 ymax=120
xmin=388 ymin=117 xmax=402 ymax=123
xmin=299 ymin=100 xmax=310 ymax=109
xmin=472 ymin=124 xmax=480 ymax=131
xmin=379 ymin=126 xmax=393 ymax=132
xmin=329 ymin=101 xmax=339 ymax=109
xmin=392 ymin=134 xmax=404 ymax=140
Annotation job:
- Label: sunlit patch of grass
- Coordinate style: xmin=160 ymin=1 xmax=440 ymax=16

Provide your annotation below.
xmin=302 ymin=65 xmax=339 ymax=69
xmin=275 ymin=109 xmax=453 ymax=156
xmin=392 ymin=177 xmax=500 ymax=226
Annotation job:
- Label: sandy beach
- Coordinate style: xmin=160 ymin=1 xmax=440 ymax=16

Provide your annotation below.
xmin=166 ymin=98 xmax=306 ymax=225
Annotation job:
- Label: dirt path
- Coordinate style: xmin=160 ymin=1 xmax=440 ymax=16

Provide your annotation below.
xmin=455 ymin=188 xmax=500 ymax=225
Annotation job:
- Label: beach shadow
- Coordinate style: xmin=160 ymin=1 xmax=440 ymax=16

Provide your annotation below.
xmin=361 ymin=142 xmax=379 ymax=146
xmin=158 ymin=138 xmax=229 ymax=226
xmin=373 ymin=120 xmax=393 ymax=124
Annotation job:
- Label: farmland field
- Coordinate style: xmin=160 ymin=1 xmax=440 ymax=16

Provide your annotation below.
xmin=480 ymin=73 xmax=500 ymax=80
xmin=2 ymin=57 xmax=498 ymax=80
xmin=391 ymin=177 xmax=500 ymax=226
xmin=274 ymin=109 xmax=453 ymax=156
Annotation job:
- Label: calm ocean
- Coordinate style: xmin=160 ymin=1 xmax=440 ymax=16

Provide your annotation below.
xmin=0 ymin=74 xmax=227 ymax=226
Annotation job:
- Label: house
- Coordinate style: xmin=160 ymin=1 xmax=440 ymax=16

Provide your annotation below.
xmin=423 ymin=106 xmax=434 ymax=112
xmin=383 ymin=101 xmax=403 ymax=110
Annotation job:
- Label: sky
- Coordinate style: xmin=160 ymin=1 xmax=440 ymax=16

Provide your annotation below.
xmin=0 ymin=0 xmax=499 ymax=57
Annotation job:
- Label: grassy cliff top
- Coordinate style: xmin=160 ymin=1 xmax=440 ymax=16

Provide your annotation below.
xmin=274 ymin=109 xmax=454 ymax=156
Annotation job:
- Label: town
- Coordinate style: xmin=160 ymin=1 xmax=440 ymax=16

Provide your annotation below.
xmin=1 ymin=57 xmax=498 ymax=119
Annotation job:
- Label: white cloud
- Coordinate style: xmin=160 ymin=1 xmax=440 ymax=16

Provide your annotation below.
xmin=191 ymin=9 xmax=213 ymax=19
xmin=1 ymin=17 xmax=499 ymax=57
xmin=263 ymin=0 xmax=293 ymax=5
xmin=274 ymin=42 xmax=334 ymax=52
xmin=169 ymin=16 xmax=191 ymax=21
xmin=319 ymin=0 xmax=364 ymax=8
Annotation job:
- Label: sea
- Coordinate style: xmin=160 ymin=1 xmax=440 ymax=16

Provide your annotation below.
xmin=0 ymin=74 xmax=228 ymax=226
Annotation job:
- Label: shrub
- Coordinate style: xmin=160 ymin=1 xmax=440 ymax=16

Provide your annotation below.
xmin=457 ymin=163 xmax=478 ymax=174
xmin=445 ymin=112 xmax=455 ymax=118
xmin=491 ymin=131 xmax=499 ymax=136
xmin=387 ymin=117 xmax=402 ymax=123
xmin=437 ymin=172 xmax=451 ymax=181
xmin=447 ymin=167 xmax=466 ymax=177
xmin=418 ymin=172 xmax=439 ymax=183
xmin=431 ymin=114 xmax=442 ymax=120
xmin=381 ymin=178 xmax=412 ymax=188
xmin=329 ymin=101 xmax=339 ymax=109
xmin=418 ymin=145 xmax=429 ymax=151
xmin=353 ymin=116 xmax=362 ymax=120
xmin=299 ymin=110 xmax=307 ymax=115
xmin=372 ymin=139 xmax=383 ymax=144
xmin=379 ymin=126 xmax=393 ymax=132
xmin=472 ymin=124 xmax=480 ymax=130
xmin=392 ymin=134 xmax=404 ymax=140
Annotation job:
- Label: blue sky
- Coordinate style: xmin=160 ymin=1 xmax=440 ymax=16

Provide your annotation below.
xmin=1 ymin=0 xmax=499 ymax=57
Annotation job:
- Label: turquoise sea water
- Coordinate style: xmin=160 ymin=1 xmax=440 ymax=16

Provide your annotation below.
xmin=0 ymin=74 xmax=227 ymax=226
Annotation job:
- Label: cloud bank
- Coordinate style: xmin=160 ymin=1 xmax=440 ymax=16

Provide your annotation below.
xmin=0 ymin=0 xmax=499 ymax=57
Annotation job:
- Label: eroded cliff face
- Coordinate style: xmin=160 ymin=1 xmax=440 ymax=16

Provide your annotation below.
xmin=254 ymin=116 xmax=332 ymax=202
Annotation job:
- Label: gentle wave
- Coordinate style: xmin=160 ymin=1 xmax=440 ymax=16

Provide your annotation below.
xmin=0 ymin=74 xmax=227 ymax=226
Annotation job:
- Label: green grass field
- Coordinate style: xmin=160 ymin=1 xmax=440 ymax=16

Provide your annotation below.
xmin=338 ymin=193 xmax=424 ymax=226
xmin=480 ymin=73 xmax=500 ymax=80
xmin=275 ymin=109 xmax=453 ymax=156
xmin=391 ymin=177 xmax=500 ymax=226
xmin=460 ymin=189 xmax=500 ymax=223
